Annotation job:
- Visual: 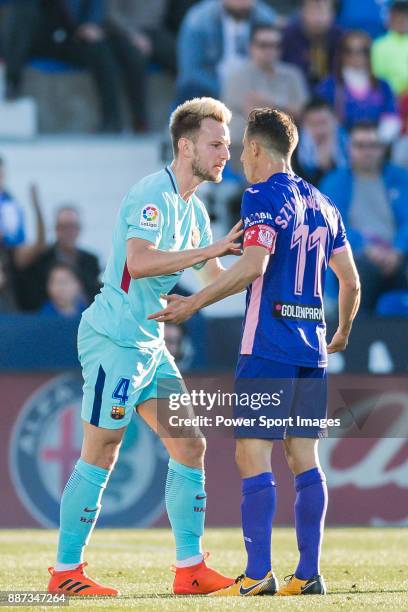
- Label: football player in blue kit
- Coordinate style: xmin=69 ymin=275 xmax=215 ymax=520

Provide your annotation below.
xmin=149 ymin=108 xmax=361 ymax=596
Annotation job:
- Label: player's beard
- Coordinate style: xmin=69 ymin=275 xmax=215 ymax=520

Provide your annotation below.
xmin=192 ymin=156 xmax=222 ymax=183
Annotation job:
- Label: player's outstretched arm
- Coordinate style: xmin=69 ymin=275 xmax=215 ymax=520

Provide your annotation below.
xmin=127 ymin=221 xmax=243 ymax=279
xmin=148 ymin=245 xmax=270 ymax=324
xmin=327 ymin=243 xmax=361 ymax=354
xmin=194 ymin=257 xmax=226 ymax=285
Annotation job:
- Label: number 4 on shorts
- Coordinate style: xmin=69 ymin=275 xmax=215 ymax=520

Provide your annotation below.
xmin=112 ymin=377 xmax=130 ymax=405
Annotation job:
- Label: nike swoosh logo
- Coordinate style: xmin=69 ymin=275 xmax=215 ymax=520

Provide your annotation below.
xmin=301 ymin=580 xmax=318 ymax=592
xmin=195 ymin=495 xmax=206 ymax=500
xmin=83 ymin=507 xmax=98 ymax=513
xmin=239 ymin=579 xmax=269 ymax=596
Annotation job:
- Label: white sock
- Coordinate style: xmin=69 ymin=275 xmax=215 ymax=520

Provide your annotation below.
xmin=55 ymin=562 xmax=80 ymax=572
xmin=176 ymin=554 xmax=204 ymax=568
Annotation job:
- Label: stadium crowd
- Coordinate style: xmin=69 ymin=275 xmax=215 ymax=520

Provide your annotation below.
xmin=0 ymin=0 xmax=408 ymax=315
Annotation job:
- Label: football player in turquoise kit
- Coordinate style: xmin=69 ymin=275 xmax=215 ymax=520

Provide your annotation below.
xmin=47 ymin=98 xmax=242 ymax=597
xmin=150 ymin=109 xmax=361 ymax=597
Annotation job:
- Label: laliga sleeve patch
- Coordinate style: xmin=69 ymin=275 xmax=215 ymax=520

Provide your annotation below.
xmin=139 ymin=204 xmax=160 ymax=230
xmin=243 ymin=224 xmax=276 ymax=253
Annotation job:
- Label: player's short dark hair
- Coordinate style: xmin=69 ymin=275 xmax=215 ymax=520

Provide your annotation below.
xmin=169 ymin=97 xmax=231 ymax=156
xmin=250 ymin=23 xmax=281 ymax=42
xmin=246 ymin=108 xmax=298 ymax=158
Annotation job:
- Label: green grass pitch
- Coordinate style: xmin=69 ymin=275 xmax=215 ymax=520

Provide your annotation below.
xmin=1 ymin=528 xmax=407 ymax=611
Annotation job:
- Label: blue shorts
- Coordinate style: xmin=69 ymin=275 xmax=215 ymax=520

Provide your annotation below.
xmin=78 ymin=319 xmax=183 ymax=429
xmin=234 ymin=355 xmax=327 ymax=439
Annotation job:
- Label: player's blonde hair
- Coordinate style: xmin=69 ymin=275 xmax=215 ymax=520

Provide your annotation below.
xmin=169 ymin=97 xmax=232 ymax=156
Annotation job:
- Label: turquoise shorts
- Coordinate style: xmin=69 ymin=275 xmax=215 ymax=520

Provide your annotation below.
xmin=78 ymin=318 xmax=183 ymax=429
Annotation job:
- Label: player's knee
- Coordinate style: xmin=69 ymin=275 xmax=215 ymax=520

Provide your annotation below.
xmin=171 ymin=438 xmax=206 ymax=466
xmin=235 ymin=443 xmax=246 ymax=471
xmin=284 ymin=438 xmax=318 ymax=475
xmin=285 ymin=452 xmax=298 ymax=475
xmin=82 ymin=440 xmax=121 ymax=471
xmin=176 ymin=436 xmax=206 ymax=465
xmin=101 ymin=441 xmax=121 ymax=470
xmin=234 ymin=442 xmax=263 ymax=475
xmin=284 ymin=447 xmax=317 ymax=475
xmin=283 ymin=445 xmax=296 ymax=473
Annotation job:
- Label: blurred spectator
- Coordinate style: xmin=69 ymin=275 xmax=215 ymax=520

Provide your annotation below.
xmin=317 ymin=31 xmax=400 ymax=141
xmin=264 ymin=0 xmax=302 ymax=18
xmin=3 ymin=0 xmax=123 ymax=132
xmin=176 ymin=0 xmax=276 ymax=103
xmin=320 ymin=122 xmax=408 ymax=312
xmin=20 ymin=205 xmax=100 ymax=311
xmin=392 ymin=129 xmax=408 ymax=167
xmin=0 ymin=157 xmax=45 ymax=270
xmin=293 ymin=97 xmax=347 ymax=184
xmin=165 ymin=322 xmax=195 ymax=371
xmin=106 ymin=0 xmax=180 ymax=131
xmin=0 ymin=157 xmax=25 ymax=250
xmin=164 ymin=0 xmax=201 ymax=35
xmin=281 ymin=0 xmax=342 ymax=87
xmin=372 ymin=0 xmax=408 ymax=96
xmin=224 ymin=23 xmax=309 ymax=171
xmin=337 ymin=0 xmax=390 ymax=39
xmin=0 ymin=248 xmax=17 ymax=312
xmin=0 ymin=2 xmax=9 ymax=58
xmin=39 ymin=263 xmax=86 ymax=317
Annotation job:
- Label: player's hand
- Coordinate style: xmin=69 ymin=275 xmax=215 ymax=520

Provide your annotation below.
xmin=206 ymin=220 xmax=243 ymax=259
xmin=327 ymin=328 xmax=349 ymax=354
xmin=148 ymin=294 xmax=196 ymax=324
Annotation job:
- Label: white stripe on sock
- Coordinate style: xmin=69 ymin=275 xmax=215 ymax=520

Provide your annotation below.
xmin=54 ymin=562 xmax=80 ymax=572
xmin=176 ymin=554 xmax=204 ymax=568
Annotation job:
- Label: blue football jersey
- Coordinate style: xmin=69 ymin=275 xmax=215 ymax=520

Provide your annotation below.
xmin=240 ymin=172 xmax=347 ymax=368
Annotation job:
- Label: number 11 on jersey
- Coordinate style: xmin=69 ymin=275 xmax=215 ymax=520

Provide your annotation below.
xmin=290 ymin=224 xmax=328 ymax=299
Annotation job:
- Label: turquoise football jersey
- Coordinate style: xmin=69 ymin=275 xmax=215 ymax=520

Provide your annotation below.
xmin=83 ymin=166 xmax=212 ymax=350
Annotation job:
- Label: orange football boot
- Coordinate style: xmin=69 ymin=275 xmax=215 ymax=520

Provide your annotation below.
xmin=172 ymin=553 xmax=234 ymax=595
xmin=48 ymin=562 xmax=119 ymax=596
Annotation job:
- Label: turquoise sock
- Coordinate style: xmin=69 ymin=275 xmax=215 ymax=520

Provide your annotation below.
xmin=165 ymin=458 xmax=205 ymax=561
xmin=57 ymin=458 xmax=110 ymax=564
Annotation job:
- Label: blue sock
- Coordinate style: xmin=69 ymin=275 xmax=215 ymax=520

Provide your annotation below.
xmin=294 ymin=467 xmax=328 ymax=580
xmin=57 ymin=458 xmax=110 ymax=565
xmin=165 ymin=458 xmax=205 ymax=561
xmin=241 ymin=472 xmax=276 ymax=580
